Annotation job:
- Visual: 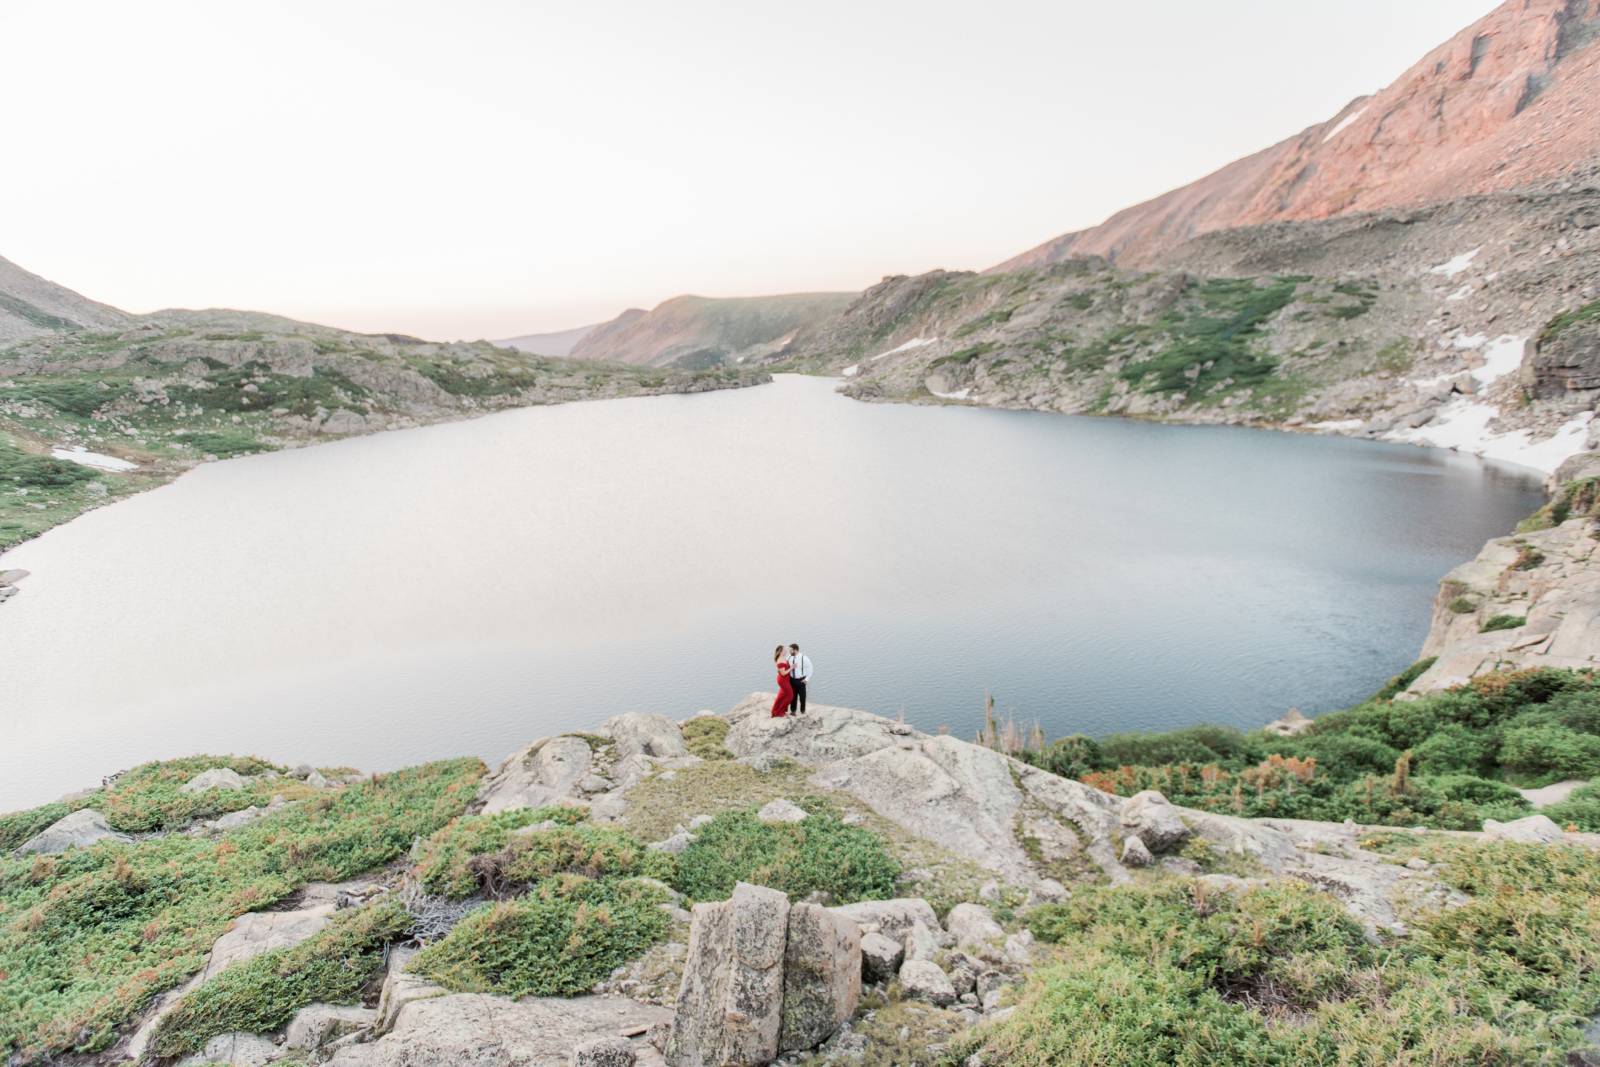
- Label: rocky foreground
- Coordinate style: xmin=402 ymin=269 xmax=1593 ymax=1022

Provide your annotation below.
xmin=12 ymin=694 xmax=1595 ymax=1066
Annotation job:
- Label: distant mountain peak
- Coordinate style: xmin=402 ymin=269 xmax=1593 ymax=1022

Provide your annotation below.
xmin=996 ymin=0 xmax=1600 ymax=271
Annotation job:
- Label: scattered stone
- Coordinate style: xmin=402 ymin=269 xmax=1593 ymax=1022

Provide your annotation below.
xmin=650 ymin=830 xmax=695 ymax=855
xmin=688 ymin=814 xmax=715 ymax=830
xmin=945 ymin=953 xmax=981 ymax=997
xmin=179 ymin=767 xmax=247 ymax=794
xmin=1264 ymin=708 xmax=1314 ymax=737
xmin=944 ymin=903 xmax=1004 ymax=947
xmin=291 ymin=764 xmax=314 ymax=779
xmin=1121 ymin=834 xmax=1154 ymax=867
xmin=829 ymin=898 xmax=948 ymax=963
xmin=1003 ymin=931 xmax=1035 ymax=966
xmin=1483 ymin=813 xmax=1564 ymax=843
xmin=15 ymin=808 xmax=130 ymax=855
xmin=757 ymin=798 xmax=809 ymax=824
xmin=305 ymin=769 xmax=331 ymax=789
xmin=897 ymin=959 xmax=956 ymax=1006
xmin=978 ymin=879 xmax=1002 ymax=903
xmin=1120 ymin=790 xmax=1190 ymax=852
xmin=1405 ymin=857 xmax=1431 ymax=871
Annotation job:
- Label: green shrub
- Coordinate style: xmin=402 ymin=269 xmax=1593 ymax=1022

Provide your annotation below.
xmin=98 ymin=755 xmax=297 ymax=832
xmin=148 ymin=900 xmax=410 ymax=1057
xmin=1447 ymin=596 xmax=1476 ymax=614
xmin=1544 ymin=780 xmax=1600 ymax=831
xmin=1025 ymin=735 xmax=1103 ymax=779
xmin=0 ymin=801 xmax=90 ymax=852
xmin=672 ymin=805 xmax=899 ymax=904
xmin=682 ymin=716 xmax=733 ymax=760
xmin=0 ymin=441 xmax=100 ymax=489
xmin=1370 ymin=656 xmax=1436 ymax=700
xmin=1096 ymin=726 xmax=1263 ymax=770
xmin=1498 ymin=722 xmax=1600 ymax=781
xmin=174 ymin=429 xmax=267 ymax=457
xmin=0 ymin=757 xmax=483 ymax=1061
xmin=411 ymin=876 xmax=670 ymax=997
xmin=414 ymin=815 xmax=668 ymax=900
xmin=1480 ymin=614 xmax=1526 ymax=633
xmin=1410 ymin=723 xmax=1493 ymax=775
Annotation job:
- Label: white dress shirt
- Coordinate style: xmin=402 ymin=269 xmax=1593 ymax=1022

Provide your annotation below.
xmin=789 ymin=653 xmax=813 ymax=682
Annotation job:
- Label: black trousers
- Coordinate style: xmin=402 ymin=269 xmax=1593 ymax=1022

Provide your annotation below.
xmin=791 ymin=677 xmax=808 ymax=713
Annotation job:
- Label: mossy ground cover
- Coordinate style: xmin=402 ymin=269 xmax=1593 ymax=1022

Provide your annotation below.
xmin=960 ymin=840 xmax=1600 ymax=1064
xmin=0 ymin=758 xmax=482 ymax=1062
xmin=1118 ymin=277 xmax=1305 ymax=399
xmin=1021 ymin=668 xmax=1600 ymax=830
xmin=672 ymin=803 xmax=900 ymax=904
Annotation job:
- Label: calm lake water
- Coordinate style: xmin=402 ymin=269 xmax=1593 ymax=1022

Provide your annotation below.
xmin=0 ymin=376 xmax=1546 ymax=810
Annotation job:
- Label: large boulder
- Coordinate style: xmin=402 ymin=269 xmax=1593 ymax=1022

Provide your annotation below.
xmin=756 ymin=799 xmax=808 ymax=825
xmin=666 ymin=882 xmax=790 ymax=1067
xmin=324 ymin=993 xmax=669 ymax=1066
xmin=1526 ymin=317 xmax=1600 ymax=397
xmin=859 ymin=931 xmax=904 ymax=984
xmin=15 ymin=808 xmax=129 ymax=855
xmin=779 ymin=903 xmax=861 ymax=1052
xmin=944 ymin=903 xmax=1003 ymax=948
xmin=602 ymin=713 xmax=690 ymax=760
xmin=1120 ymin=790 xmax=1190 ymax=852
xmin=479 ymin=735 xmax=596 ymax=813
xmin=180 ymin=767 xmax=248 ymax=794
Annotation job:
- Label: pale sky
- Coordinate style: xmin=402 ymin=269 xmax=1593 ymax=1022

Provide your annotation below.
xmin=1 ymin=0 xmax=1500 ymax=341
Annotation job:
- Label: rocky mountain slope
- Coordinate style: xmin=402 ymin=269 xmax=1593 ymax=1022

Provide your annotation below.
xmin=0 ymin=259 xmax=767 ymax=554
xmin=997 ymin=0 xmax=1600 ymax=271
xmin=570 ymin=292 xmax=855 ymax=368
xmin=0 ymin=254 xmax=132 ymax=344
xmin=496 ymin=321 xmax=601 ymax=357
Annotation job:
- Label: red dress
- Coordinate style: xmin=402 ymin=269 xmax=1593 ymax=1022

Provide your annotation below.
xmin=772 ymin=661 xmax=793 ymax=717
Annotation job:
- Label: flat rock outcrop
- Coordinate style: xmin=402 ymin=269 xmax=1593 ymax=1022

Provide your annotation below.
xmin=324 ymin=993 xmax=670 ymax=1067
xmin=14 ymin=808 xmax=129 ymax=854
xmin=478 ymin=713 xmax=699 ymax=817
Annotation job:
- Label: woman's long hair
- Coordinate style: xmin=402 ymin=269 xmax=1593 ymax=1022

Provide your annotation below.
xmin=774 ymin=645 xmax=786 ymax=662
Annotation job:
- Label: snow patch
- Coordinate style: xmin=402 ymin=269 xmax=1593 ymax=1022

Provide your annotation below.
xmin=930 ymin=387 xmax=971 ymax=401
xmin=1306 ymin=419 xmax=1364 ymax=432
xmin=1390 ymin=405 xmax=1591 ymax=475
xmin=1445 ymin=284 xmax=1472 ymax=302
xmin=841 ymin=364 xmax=859 ymax=378
xmin=871 ymin=337 xmax=937 ymax=361
xmin=1428 ymin=248 xmax=1481 ymax=277
xmin=1321 ymin=105 xmax=1369 ymax=144
xmin=1471 ymin=335 xmax=1527 ymax=388
xmin=50 ymin=447 xmax=138 ymax=472
xmin=1449 ymin=333 xmax=1488 ymax=350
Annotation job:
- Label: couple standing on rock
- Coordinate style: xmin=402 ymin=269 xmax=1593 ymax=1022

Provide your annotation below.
xmin=771 ymin=643 xmax=814 ymax=717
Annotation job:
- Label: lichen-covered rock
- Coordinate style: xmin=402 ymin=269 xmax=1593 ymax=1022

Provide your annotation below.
xmin=14 ymin=808 xmax=129 ymax=855
xmin=666 ymin=882 xmax=790 ymax=1067
xmin=1120 ymin=790 xmax=1190 ymax=852
xmin=897 ymin=959 xmax=956 ymax=1006
xmin=944 ymin=903 xmax=1003 ymax=947
xmin=859 ymin=930 xmax=904 ymax=984
xmin=572 ymin=1035 xmax=638 ymax=1067
xmin=479 ymin=735 xmax=595 ymax=813
xmin=180 ymin=767 xmax=249 ymax=794
xmin=779 ymin=903 xmax=861 ymax=1052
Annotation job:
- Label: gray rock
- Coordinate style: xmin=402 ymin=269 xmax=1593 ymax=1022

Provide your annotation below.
xmin=688 ymin=814 xmax=715 ymax=830
xmin=945 ymin=953 xmax=981 ymax=997
xmin=374 ymin=946 xmax=446 ymax=1033
xmin=1120 ymin=790 xmax=1190 ymax=852
xmin=305 ymin=769 xmax=331 ymax=789
xmin=757 ymin=798 xmax=809 ymax=824
xmin=602 ymin=712 xmax=690 ymax=760
xmin=286 ymin=1003 xmax=375 ymax=1051
xmin=897 ymin=959 xmax=956 ymax=1006
xmin=650 ymin=830 xmax=695 ymax=855
xmin=325 ymin=993 xmax=670 ymax=1066
xmin=666 ymin=882 xmax=790 ymax=1067
xmin=1121 ymin=834 xmax=1154 ymax=867
xmin=15 ymin=808 xmax=129 ymax=855
xmin=779 ymin=903 xmax=861 ymax=1052
xmin=859 ymin=931 xmax=904 ymax=984
xmin=1483 ymin=813 xmax=1564 ymax=843
xmin=179 ymin=767 xmax=248 ymax=794
xmin=944 ymin=903 xmax=1004 ymax=947
xmin=571 ymin=1035 xmax=637 ymax=1067
xmin=174 ymin=1032 xmax=279 ymax=1066
xmin=1003 ymin=931 xmax=1035 ymax=966
xmin=479 ymin=734 xmax=597 ymax=814
xmin=828 ymin=898 xmax=948 ymax=963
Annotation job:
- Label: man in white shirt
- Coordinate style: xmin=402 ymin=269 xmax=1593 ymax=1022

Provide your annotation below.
xmin=787 ymin=643 xmax=813 ymax=714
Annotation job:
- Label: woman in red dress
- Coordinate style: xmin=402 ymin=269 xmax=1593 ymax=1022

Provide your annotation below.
xmin=772 ymin=645 xmax=794 ymax=717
